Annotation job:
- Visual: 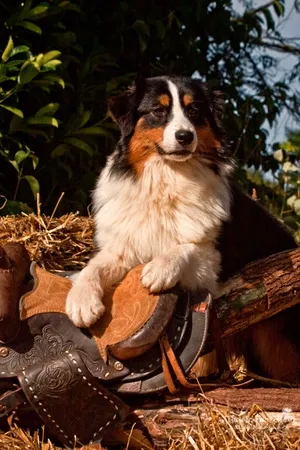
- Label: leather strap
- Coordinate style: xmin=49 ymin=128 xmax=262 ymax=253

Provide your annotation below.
xmin=160 ymin=334 xmax=203 ymax=392
xmin=18 ymin=349 xmax=128 ymax=448
xmin=159 ymin=338 xmax=178 ymax=394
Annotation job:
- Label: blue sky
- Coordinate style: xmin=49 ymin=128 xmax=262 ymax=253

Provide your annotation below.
xmin=235 ymin=0 xmax=300 ymax=144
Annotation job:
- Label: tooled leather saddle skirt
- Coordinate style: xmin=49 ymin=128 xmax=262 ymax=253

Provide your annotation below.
xmin=0 ymin=243 xmax=217 ymax=448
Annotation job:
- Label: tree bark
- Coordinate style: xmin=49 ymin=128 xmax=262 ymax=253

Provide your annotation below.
xmin=214 ymin=247 xmax=300 ymax=338
xmin=130 ymin=399 xmax=300 ymax=448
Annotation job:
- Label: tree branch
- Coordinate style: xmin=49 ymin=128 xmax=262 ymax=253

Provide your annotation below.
xmin=254 ymin=39 xmax=300 ymax=55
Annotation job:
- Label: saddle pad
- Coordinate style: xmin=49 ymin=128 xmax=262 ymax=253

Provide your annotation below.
xmin=21 ymin=263 xmax=178 ymax=361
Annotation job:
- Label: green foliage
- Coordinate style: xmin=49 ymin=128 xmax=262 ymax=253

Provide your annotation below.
xmin=0 ymin=0 xmax=299 ymax=217
xmin=245 ymin=130 xmax=300 ymax=243
xmin=274 ymin=131 xmax=300 ymax=243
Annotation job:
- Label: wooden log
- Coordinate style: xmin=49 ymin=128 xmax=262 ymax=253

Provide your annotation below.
xmin=215 ymin=247 xmax=300 ymax=337
xmin=130 ymin=403 xmax=300 ymax=448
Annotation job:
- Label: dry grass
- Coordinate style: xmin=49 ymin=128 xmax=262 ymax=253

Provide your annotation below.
xmin=155 ymin=401 xmax=300 ymax=449
xmin=0 ymin=211 xmax=300 ymax=449
xmin=0 ymin=211 xmax=94 ymax=272
xmin=1 ymin=401 xmax=300 ymax=449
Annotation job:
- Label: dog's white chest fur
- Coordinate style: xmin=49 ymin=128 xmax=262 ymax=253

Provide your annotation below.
xmin=93 ymin=155 xmax=231 ymax=264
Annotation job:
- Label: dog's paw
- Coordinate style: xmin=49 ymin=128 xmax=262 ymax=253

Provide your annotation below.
xmin=141 ymin=256 xmax=182 ymax=293
xmin=66 ymin=281 xmax=105 ymax=328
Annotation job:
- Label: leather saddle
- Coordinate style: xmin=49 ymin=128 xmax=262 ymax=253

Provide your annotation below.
xmin=0 ymin=243 xmax=218 ymax=448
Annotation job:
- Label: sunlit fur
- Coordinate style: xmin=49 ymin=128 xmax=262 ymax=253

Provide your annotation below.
xmin=66 ymin=77 xmax=233 ymax=328
xmin=66 ymin=76 xmax=299 ymax=383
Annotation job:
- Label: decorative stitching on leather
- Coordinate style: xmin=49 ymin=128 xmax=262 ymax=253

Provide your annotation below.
xmin=65 ymin=351 xmax=120 ymax=440
xmin=22 ymin=370 xmax=73 ymax=445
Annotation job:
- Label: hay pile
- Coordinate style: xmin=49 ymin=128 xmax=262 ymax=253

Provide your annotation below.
xmin=0 ymin=212 xmax=94 ymax=272
xmin=1 ymin=212 xmax=300 ymax=449
xmin=1 ymin=403 xmax=300 ymax=450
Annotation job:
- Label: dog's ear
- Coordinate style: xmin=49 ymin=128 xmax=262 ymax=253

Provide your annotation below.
xmin=108 ymin=77 xmax=145 ymax=136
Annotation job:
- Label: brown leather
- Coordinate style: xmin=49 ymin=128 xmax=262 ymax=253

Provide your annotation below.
xmin=18 ymin=347 xmax=128 ymax=447
xmin=159 ymin=338 xmax=178 ymax=394
xmin=0 ymin=255 xmax=216 ymax=446
xmin=0 ymin=243 xmax=30 ymax=343
xmin=22 ymin=264 xmax=178 ymax=361
xmin=160 ymin=334 xmax=202 ymax=392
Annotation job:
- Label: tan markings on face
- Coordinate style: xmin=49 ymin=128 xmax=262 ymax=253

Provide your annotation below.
xmin=183 ymin=94 xmax=194 ymax=106
xmin=158 ymin=94 xmax=170 ymax=107
xmin=129 ymin=118 xmax=164 ymax=177
xmin=196 ymin=125 xmax=221 ymax=154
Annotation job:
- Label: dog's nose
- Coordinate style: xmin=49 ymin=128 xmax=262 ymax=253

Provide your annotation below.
xmin=175 ymin=130 xmax=194 ymax=145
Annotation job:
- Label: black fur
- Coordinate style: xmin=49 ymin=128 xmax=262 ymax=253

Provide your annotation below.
xmin=108 ymin=76 xmax=230 ymax=179
xmin=218 ymin=184 xmax=297 ymax=281
xmin=106 ymin=75 xmax=299 ymax=381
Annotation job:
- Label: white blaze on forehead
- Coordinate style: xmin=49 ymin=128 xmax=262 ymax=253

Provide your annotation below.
xmin=162 ymin=80 xmax=197 ymax=153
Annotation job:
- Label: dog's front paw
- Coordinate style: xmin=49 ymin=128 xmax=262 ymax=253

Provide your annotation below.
xmin=141 ymin=257 xmax=182 ymax=293
xmin=66 ymin=281 xmax=105 ymax=328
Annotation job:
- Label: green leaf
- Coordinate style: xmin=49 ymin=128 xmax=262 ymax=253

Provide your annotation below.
xmin=42 ymin=60 xmax=62 ymax=70
xmin=41 ymin=51 xmax=61 ymax=65
xmin=10 ymin=45 xmax=30 ymax=57
xmin=5 ymin=59 xmax=28 ymax=69
xmin=0 ymin=104 xmax=24 ymax=118
xmin=58 ymin=1 xmax=81 ymax=12
xmin=23 ymin=175 xmax=40 ymax=198
xmin=9 ymin=159 xmax=19 ymax=172
xmin=24 ymin=5 xmax=49 ymax=19
xmin=41 ymin=73 xmax=65 ymax=88
xmin=273 ymin=0 xmax=285 ymax=16
xmin=18 ymin=61 xmax=40 ymax=84
xmin=79 ymin=111 xmax=91 ymax=128
xmin=1 ymin=36 xmax=14 ymax=62
xmin=35 ymin=53 xmax=44 ymax=67
xmin=63 ymin=137 xmax=94 ymax=155
xmin=261 ymin=9 xmax=275 ymax=30
xmin=9 ymin=115 xmax=24 ymax=132
xmin=0 ymin=200 xmax=32 ymax=216
xmin=29 ymin=153 xmax=39 ymax=169
xmin=51 ymin=144 xmax=70 ymax=158
xmin=26 ymin=128 xmax=50 ymax=140
xmin=73 ymin=126 xmax=109 ymax=137
xmin=18 ymin=21 xmax=42 ymax=35
xmin=22 ymin=0 xmax=33 ymax=15
xmin=35 ymin=103 xmax=60 ymax=116
xmin=15 ymin=150 xmax=28 ymax=164
xmin=27 ymin=116 xmax=59 ymax=127
xmin=294 ymin=199 xmax=300 ymax=215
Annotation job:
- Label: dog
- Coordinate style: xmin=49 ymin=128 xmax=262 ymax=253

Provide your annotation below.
xmin=66 ymin=76 xmax=300 ymax=382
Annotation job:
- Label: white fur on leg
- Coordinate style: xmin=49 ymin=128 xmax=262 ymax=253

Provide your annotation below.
xmin=66 ymin=264 xmax=105 ymax=327
xmin=141 ymin=243 xmax=221 ymax=294
xmin=66 ymin=250 xmax=131 ymax=327
xmin=141 ymin=254 xmax=183 ymax=293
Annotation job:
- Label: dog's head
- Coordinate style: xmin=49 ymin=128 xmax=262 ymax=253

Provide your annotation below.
xmin=108 ymin=76 xmax=229 ymax=176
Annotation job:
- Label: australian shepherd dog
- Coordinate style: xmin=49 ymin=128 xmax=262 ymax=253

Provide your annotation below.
xmin=66 ymin=76 xmax=300 ymax=382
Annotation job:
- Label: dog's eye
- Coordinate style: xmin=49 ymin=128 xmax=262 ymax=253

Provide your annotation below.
xmin=186 ymin=105 xmax=200 ymax=118
xmin=151 ymin=107 xmax=167 ymax=117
